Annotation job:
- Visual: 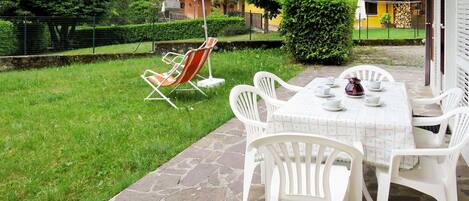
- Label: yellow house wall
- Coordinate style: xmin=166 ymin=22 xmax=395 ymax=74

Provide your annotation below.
xmin=243 ymin=2 xmax=393 ymax=28
xmin=244 ymin=3 xmax=282 ymax=26
xmin=354 ymin=2 xmax=394 ymax=29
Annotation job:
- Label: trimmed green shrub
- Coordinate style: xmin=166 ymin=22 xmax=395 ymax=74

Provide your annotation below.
xmin=218 ymin=25 xmax=249 ymax=36
xmin=16 ymin=23 xmax=51 ymax=55
xmin=282 ymin=0 xmax=354 ymax=64
xmin=0 ymin=20 xmax=18 ymax=56
xmin=72 ymin=17 xmax=244 ymax=48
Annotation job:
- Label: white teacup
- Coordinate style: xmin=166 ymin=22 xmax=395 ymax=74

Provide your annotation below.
xmin=316 ymin=86 xmax=331 ymax=95
xmin=324 ymin=98 xmax=342 ymax=108
xmin=325 ymin=76 xmax=335 ymax=85
xmin=365 ymin=95 xmax=380 ymax=104
xmin=369 ymin=81 xmax=381 ymax=89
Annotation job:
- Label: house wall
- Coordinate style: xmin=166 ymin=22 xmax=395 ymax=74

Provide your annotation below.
xmin=244 ymin=3 xmax=282 ymax=27
xmin=354 ymin=2 xmax=394 ymax=29
xmin=183 ymin=0 xmax=211 ymax=19
xmin=165 ymin=0 xmax=181 ymax=9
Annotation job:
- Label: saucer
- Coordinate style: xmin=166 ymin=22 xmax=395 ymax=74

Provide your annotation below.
xmin=321 ymin=103 xmax=345 ymax=111
xmin=363 ymin=100 xmax=383 ymax=107
xmin=368 ymin=86 xmax=384 ymax=92
xmin=315 ymin=92 xmax=335 ymax=98
xmin=346 ymin=94 xmax=364 ymax=99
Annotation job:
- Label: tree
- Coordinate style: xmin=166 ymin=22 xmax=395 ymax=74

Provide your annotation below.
xmin=246 ymin=0 xmax=281 ymax=32
xmin=0 ymin=0 xmax=18 ymax=15
xmin=4 ymin=0 xmax=111 ymax=50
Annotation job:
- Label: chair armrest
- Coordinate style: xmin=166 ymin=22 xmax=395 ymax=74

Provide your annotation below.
xmin=353 ymin=141 xmax=365 ymax=155
xmin=412 ymin=116 xmax=445 ymax=126
xmin=242 ymin=119 xmax=268 ymax=130
xmin=143 ymin=69 xmax=158 ymax=77
xmin=282 ymin=83 xmax=304 ymax=92
xmin=277 ymin=79 xmax=303 ymax=92
xmin=162 ymin=52 xmax=185 ymax=65
xmin=412 ymin=91 xmax=450 ymax=106
xmin=391 ymin=147 xmax=454 ymax=157
xmin=265 ymin=97 xmax=286 ymax=108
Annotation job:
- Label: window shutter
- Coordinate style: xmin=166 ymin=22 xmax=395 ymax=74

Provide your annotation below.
xmin=457 ymin=0 xmax=469 ymax=105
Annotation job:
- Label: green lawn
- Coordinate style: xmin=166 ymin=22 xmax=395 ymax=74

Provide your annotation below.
xmin=0 ymin=48 xmax=304 ymax=200
xmin=56 ymin=32 xmax=283 ymax=55
xmin=54 ymin=28 xmax=425 ymax=56
xmin=353 ymin=28 xmax=426 ymax=40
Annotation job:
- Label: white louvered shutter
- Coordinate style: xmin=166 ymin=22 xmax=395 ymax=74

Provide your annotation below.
xmin=457 ymin=0 xmax=469 ymax=105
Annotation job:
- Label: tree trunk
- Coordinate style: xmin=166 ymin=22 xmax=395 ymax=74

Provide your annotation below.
xmin=48 ymin=21 xmax=77 ymax=50
xmin=263 ymin=11 xmax=269 ymax=33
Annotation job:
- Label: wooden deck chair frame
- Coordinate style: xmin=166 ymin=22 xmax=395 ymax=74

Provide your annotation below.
xmin=141 ymin=47 xmax=213 ymax=109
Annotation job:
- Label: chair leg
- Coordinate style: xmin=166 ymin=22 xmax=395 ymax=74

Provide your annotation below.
xmin=264 ymin=153 xmax=274 ymax=201
xmin=153 ymin=88 xmax=179 ymax=109
xmin=144 ymin=90 xmax=156 ymax=100
xmin=188 ymin=81 xmax=208 ymax=97
xmin=142 ymin=77 xmax=179 ymax=109
xmin=445 ymin=173 xmax=458 ymax=201
xmin=363 ymin=178 xmax=374 ymax=201
xmin=243 ymin=151 xmax=257 ymax=201
xmin=376 ymin=167 xmax=391 ymax=201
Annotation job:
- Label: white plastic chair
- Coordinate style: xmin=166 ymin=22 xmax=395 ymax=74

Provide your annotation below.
xmin=254 ymin=71 xmax=303 ymax=117
xmin=412 ymin=88 xmax=464 ymax=148
xmin=229 ymin=85 xmax=285 ymax=194
xmin=242 ymin=133 xmax=364 ymax=201
xmin=375 ymin=107 xmax=469 ymax=201
xmin=338 ymin=65 xmax=395 ymax=82
xmin=229 ymin=85 xmax=285 ymax=143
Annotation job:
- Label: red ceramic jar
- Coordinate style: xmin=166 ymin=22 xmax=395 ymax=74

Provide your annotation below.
xmin=345 ymin=77 xmax=364 ymax=96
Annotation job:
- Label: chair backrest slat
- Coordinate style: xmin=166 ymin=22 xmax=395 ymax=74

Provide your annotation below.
xmin=339 ymin=65 xmax=395 ymax=82
xmin=230 ymin=85 xmax=274 ymax=143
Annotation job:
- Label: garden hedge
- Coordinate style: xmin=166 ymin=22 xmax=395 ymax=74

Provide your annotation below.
xmin=0 ymin=20 xmax=18 ymax=56
xmin=282 ymin=0 xmax=355 ymax=64
xmin=15 ymin=23 xmax=51 ymax=55
xmin=71 ymin=17 xmax=245 ymax=48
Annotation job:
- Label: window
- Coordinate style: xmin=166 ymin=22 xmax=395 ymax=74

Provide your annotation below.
xmin=366 ymin=1 xmax=378 ymax=16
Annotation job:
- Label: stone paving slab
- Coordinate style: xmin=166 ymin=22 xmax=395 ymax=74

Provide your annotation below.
xmin=111 ymin=46 xmax=469 ymax=201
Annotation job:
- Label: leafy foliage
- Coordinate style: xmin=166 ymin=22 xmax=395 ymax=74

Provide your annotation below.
xmin=0 ymin=20 xmax=18 ymax=56
xmin=15 ymin=22 xmax=51 ymax=55
xmin=128 ymin=0 xmax=160 ymax=23
xmin=3 ymin=0 xmax=111 ymax=50
xmin=282 ymin=0 xmax=354 ymax=64
xmin=218 ymin=25 xmax=249 ymax=36
xmin=71 ymin=17 xmax=244 ymax=48
xmin=246 ymin=0 xmax=282 ymax=19
xmin=379 ymin=13 xmax=392 ymax=25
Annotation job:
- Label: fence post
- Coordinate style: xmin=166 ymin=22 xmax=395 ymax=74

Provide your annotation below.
xmin=92 ymin=15 xmax=96 ymax=54
xmin=249 ymin=10 xmax=252 ymax=40
xmin=23 ymin=16 xmax=27 ymax=55
xmin=358 ymin=12 xmax=361 ymax=40
xmin=263 ymin=12 xmax=269 ymax=33
xmin=417 ymin=15 xmax=419 ymax=37
xmin=152 ymin=15 xmax=155 ymax=53
xmin=386 ymin=3 xmax=390 ymax=39
xmin=366 ymin=14 xmax=369 ymax=39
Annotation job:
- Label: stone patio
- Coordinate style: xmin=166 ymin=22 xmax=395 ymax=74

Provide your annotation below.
xmin=111 ymin=46 xmax=469 ymax=201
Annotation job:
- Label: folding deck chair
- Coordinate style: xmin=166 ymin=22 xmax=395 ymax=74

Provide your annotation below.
xmin=141 ymin=46 xmax=214 ymax=109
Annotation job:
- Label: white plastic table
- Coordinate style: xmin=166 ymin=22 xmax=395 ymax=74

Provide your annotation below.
xmin=267 ymin=77 xmax=417 ymax=169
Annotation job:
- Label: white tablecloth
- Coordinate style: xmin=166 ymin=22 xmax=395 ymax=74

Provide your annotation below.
xmin=267 ymin=78 xmax=417 ymax=169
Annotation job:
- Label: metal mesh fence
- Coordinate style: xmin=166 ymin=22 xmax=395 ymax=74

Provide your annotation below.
xmin=0 ymin=12 xmax=266 ymax=56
